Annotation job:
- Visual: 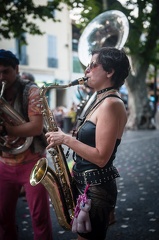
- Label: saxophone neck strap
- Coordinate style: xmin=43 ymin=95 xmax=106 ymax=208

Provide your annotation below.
xmin=87 ymin=94 xmax=122 ymax=116
xmin=77 ymin=94 xmax=122 ymax=128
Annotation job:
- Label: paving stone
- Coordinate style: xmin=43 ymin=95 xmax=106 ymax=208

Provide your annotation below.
xmin=16 ymin=130 xmax=159 ymax=240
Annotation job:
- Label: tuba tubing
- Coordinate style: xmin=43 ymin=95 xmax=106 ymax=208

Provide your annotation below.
xmin=0 ymin=81 xmax=33 ymax=154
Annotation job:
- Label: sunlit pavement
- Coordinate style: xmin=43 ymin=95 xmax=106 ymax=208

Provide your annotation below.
xmin=16 ymin=129 xmax=159 ymax=240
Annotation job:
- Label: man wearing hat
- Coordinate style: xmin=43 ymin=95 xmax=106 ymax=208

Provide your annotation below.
xmin=0 ymin=49 xmax=53 ymax=240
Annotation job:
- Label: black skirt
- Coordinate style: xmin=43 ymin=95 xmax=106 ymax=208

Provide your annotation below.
xmin=74 ymin=179 xmax=117 ymax=240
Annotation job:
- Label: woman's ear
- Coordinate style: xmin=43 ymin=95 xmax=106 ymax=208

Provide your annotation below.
xmin=107 ymin=69 xmax=114 ymax=78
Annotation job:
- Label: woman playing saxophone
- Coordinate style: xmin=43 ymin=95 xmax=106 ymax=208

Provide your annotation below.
xmin=46 ymin=47 xmax=130 ymax=240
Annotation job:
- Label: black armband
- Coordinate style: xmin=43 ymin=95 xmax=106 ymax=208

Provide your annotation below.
xmin=1 ymin=126 xmax=8 ymax=136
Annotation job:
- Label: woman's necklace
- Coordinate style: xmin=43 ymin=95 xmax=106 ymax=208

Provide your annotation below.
xmin=97 ymin=86 xmax=115 ymax=95
xmin=95 ymin=87 xmax=118 ymax=106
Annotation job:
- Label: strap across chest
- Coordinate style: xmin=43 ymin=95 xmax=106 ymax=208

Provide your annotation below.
xmin=80 ymin=94 xmax=122 ymax=125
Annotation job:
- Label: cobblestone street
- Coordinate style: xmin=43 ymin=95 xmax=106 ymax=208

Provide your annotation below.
xmin=16 ymin=130 xmax=159 ymax=240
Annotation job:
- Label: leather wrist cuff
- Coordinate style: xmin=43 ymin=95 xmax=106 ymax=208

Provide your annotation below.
xmin=1 ymin=126 xmax=8 ymax=136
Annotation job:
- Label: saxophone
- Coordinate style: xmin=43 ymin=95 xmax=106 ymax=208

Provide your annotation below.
xmin=30 ymin=77 xmax=88 ymax=230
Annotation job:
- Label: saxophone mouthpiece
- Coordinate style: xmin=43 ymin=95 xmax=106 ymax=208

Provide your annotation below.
xmin=69 ymin=77 xmax=88 ymax=86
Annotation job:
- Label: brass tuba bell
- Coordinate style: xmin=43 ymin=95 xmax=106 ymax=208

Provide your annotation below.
xmin=78 ymin=10 xmax=129 ymax=67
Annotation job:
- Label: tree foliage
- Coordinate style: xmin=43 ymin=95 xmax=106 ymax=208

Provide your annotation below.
xmin=1 ymin=0 xmax=159 ymax=129
xmin=70 ymin=0 xmax=159 ymax=65
xmin=1 ymin=0 xmax=158 ymax=59
xmin=0 ymin=0 xmax=66 ymax=43
xmin=0 ymin=0 xmax=104 ymax=42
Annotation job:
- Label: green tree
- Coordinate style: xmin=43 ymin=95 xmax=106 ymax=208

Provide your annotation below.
xmin=123 ymin=0 xmax=159 ymax=129
xmin=0 ymin=0 xmax=74 ymax=44
xmin=1 ymin=0 xmax=159 ymax=129
xmin=0 ymin=0 xmax=106 ymax=43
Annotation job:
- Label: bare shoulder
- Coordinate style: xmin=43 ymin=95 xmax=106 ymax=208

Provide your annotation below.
xmin=102 ymin=94 xmax=126 ymax=110
xmin=101 ymin=95 xmax=127 ymax=122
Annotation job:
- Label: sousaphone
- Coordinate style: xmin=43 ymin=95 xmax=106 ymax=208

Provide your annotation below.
xmin=78 ymin=10 xmax=129 ymax=66
xmin=76 ymin=10 xmax=129 ymax=128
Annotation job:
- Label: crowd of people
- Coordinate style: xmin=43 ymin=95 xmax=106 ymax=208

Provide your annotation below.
xmin=53 ymin=102 xmax=82 ymax=133
xmin=0 ymin=47 xmax=130 ymax=240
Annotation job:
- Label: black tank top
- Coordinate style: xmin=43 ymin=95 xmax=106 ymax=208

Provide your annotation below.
xmin=73 ymin=120 xmax=121 ymax=172
xmin=73 ymin=94 xmax=123 ymax=172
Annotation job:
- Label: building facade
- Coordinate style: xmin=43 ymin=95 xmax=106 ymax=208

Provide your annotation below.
xmin=0 ymin=0 xmax=84 ymax=111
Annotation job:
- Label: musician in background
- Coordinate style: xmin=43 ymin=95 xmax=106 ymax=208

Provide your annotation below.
xmin=0 ymin=49 xmax=53 ymax=240
xmin=46 ymin=47 xmax=130 ymax=240
xmin=21 ymin=71 xmax=36 ymax=83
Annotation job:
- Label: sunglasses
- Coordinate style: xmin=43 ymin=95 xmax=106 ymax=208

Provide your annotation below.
xmin=86 ymin=61 xmax=99 ymax=70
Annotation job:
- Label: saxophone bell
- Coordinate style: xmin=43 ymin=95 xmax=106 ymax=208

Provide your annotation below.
xmin=30 ymin=157 xmax=73 ymax=230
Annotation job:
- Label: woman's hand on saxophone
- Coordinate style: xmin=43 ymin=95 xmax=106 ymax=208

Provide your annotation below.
xmin=45 ymin=128 xmax=66 ymax=149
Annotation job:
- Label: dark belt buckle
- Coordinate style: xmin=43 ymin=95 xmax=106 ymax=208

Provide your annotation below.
xmin=83 ymin=171 xmax=88 ymax=184
xmin=83 ymin=169 xmax=100 ymax=186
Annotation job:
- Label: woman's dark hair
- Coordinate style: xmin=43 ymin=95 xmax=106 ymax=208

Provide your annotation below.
xmin=92 ymin=47 xmax=130 ymax=88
